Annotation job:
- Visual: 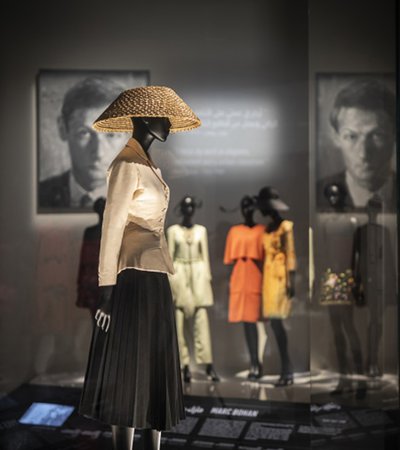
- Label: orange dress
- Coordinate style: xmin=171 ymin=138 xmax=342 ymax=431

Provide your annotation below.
xmin=224 ymin=224 xmax=265 ymax=322
xmin=262 ymin=220 xmax=296 ymax=319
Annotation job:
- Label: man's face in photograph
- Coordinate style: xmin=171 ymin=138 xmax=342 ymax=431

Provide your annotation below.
xmin=334 ymin=107 xmax=395 ymax=190
xmin=59 ymin=105 xmax=126 ymax=192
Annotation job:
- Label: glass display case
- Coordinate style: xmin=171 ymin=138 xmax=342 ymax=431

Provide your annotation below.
xmin=0 ymin=0 xmax=398 ymax=449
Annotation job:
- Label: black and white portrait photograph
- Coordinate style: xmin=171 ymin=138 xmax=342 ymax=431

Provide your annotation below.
xmin=37 ymin=69 xmax=149 ymax=213
xmin=316 ymin=73 xmax=396 ymax=211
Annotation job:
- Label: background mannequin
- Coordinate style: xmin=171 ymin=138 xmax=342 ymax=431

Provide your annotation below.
xmin=320 ymin=183 xmax=366 ymax=398
xmin=76 ymin=197 xmax=106 ymax=321
xmin=257 ymin=187 xmax=295 ymax=387
xmin=352 ymin=196 xmax=395 ymax=378
xmin=167 ymin=196 xmax=219 ymax=383
xmin=223 ymin=196 xmax=265 ymax=380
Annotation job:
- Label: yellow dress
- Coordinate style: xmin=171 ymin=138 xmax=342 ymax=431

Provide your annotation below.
xmin=262 ymin=220 xmax=296 ymax=319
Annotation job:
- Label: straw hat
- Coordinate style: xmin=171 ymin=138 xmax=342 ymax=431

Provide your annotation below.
xmin=92 ymin=86 xmax=201 ymax=133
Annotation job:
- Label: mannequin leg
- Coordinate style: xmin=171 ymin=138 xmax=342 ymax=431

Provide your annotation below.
xmin=342 ymin=307 xmax=363 ymax=374
xmin=367 ymin=295 xmax=383 ymax=377
xmin=328 ymin=308 xmax=348 ymax=374
xmin=140 ymin=429 xmax=161 ymax=450
xmin=175 ymin=308 xmax=191 ymax=382
xmin=341 ymin=307 xmax=367 ymax=398
xmin=111 ymin=425 xmax=135 ymax=450
xmin=193 ymin=308 xmax=212 ymax=364
xmin=270 ymin=319 xmax=293 ymax=386
xmin=193 ymin=308 xmax=220 ymax=381
xmin=328 ymin=307 xmax=353 ymax=394
xmin=244 ymin=322 xmax=262 ymax=379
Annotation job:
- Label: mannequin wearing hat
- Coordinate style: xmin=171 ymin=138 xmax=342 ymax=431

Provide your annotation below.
xmin=79 ymin=87 xmax=201 ymax=450
xmin=223 ymin=196 xmax=266 ymax=380
xmin=257 ymin=187 xmax=295 ymax=387
xmin=167 ymin=196 xmax=220 ymax=383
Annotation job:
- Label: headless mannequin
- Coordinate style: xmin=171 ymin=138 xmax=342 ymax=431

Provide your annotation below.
xmin=95 ymin=116 xmax=171 ymax=450
xmin=178 ymin=196 xmax=220 ymax=383
xmin=363 ymin=203 xmax=383 ymax=377
xmin=352 ymin=198 xmax=390 ymax=379
xmin=77 ymin=197 xmax=106 ymax=321
xmin=240 ymin=196 xmax=263 ymax=380
xmin=261 ymin=208 xmax=295 ymax=386
xmin=323 ymin=184 xmax=366 ymax=398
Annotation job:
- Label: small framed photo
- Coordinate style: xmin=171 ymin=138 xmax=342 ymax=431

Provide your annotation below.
xmin=315 ymin=73 xmax=396 ymax=212
xmin=37 ymin=69 xmax=149 ymax=214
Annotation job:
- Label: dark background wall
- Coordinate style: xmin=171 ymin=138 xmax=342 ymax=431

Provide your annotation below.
xmin=0 ymin=0 xmax=397 ymax=399
xmin=0 ymin=0 xmax=309 ymax=393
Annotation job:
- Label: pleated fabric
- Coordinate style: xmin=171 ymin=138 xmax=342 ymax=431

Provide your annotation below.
xmin=79 ymin=269 xmax=185 ymax=430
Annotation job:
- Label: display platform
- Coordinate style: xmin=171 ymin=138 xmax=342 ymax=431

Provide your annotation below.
xmin=0 ymin=380 xmax=399 ymax=450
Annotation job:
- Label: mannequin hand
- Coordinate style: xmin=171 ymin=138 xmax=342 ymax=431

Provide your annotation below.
xmin=95 ymin=285 xmax=114 ymax=332
xmin=287 ymin=271 xmax=296 ymax=299
xmin=287 ymin=285 xmax=295 ymax=299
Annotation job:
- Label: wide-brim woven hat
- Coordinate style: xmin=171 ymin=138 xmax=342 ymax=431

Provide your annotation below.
xmin=92 ymin=86 xmax=201 ymax=133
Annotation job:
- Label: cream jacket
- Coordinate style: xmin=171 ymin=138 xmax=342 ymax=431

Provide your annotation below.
xmin=98 ymin=138 xmax=174 ymax=286
xmin=167 ymin=224 xmax=214 ymax=313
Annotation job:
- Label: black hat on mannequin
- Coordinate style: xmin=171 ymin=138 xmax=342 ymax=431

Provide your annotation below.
xmin=257 ymin=186 xmax=289 ymax=212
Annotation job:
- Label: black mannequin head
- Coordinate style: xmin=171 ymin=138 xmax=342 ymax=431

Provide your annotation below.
xmin=324 ymin=183 xmax=346 ymax=210
xmin=366 ymin=196 xmax=382 ymax=223
xmin=131 ymin=117 xmax=171 ymax=151
xmin=240 ymin=195 xmax=257 ymax=227
xmin=176 ymin=195 xmax=202 ymax=228
xmin=93 ymin=196 xmax=106 ymax=222
xmin=180 ymin=195 xmax=196 ymax=218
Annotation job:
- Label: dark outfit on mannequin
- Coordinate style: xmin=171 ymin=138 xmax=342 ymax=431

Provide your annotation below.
xmin=352 ymin=197 xmax=395 ymax=378
xmin=321 ymin=184 xmax=367 ymax=398
xmin=167 ymin=196 xmax=219 ymax=383
xmin=257 ymin=187 xmax=295 ymax=387
xmin=79 ymin=87 xmax=201 ymax=450
xmin=76 ymin=197 xmax=106 ymax=320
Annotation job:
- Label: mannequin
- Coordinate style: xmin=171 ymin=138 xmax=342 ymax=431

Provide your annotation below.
xmin=223 ymin=196 xmax=265 ymax=380
xmin=167 ymin=196 xmax=219 ymax=383
xmin=352 ymin=197 xmax=394 ymax=378
xmin=76 ymin=197 xmax=106 ymax=320
xmin=79 ymin=86 xmax=201 ymax=450
xmin=97 ymin=117 xmax=170 ymax=450
xmin=321 ymin=183 xmax=366 ymax=398
xmin=257 ymin=187 xmax=295 ymax=387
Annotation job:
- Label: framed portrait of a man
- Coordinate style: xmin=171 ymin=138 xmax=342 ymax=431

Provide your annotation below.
xmin=316 ymin=73 xmax=396 ymax=212
xmin=37 ymin=69 xmax=149 ymax=213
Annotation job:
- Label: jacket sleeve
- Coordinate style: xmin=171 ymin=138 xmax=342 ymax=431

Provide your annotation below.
xmin=201 ymin=227 xmax=212 ymax=280
xmin=284 ymin=222 xmax=297 ymax=272
xmin=166 ymin=226 xmax=176 ymax=261
xmin=98 ymin=160 xmax=139 ymax=286
xmin=223 ymin=228 xmax=234 ymax=265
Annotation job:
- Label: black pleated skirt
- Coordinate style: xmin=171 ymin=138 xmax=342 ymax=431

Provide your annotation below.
xmin=79 ymin=269 xmax=185 ymax=430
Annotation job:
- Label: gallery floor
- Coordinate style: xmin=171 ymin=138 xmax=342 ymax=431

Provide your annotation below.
xmin=0 ymin=372 xmax=399 ymax=450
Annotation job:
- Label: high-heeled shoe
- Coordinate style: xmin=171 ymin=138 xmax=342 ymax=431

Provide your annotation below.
xmin=183 ymin=365 xmax=191 ymax=383
xmin=330 ymin=377 xmax=353 ymax=396
xmin=206 ymin=364 xmax=220 ymax=382
xmin=355 ymin=379 xmax=367 ymax=400
xmin=248 ymin=362 xmax=263 ymax=380
xmin=274 ymin=373 xmax=294 ymax=387
xmin=367 ymin=364 xmax=382 ymax=378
